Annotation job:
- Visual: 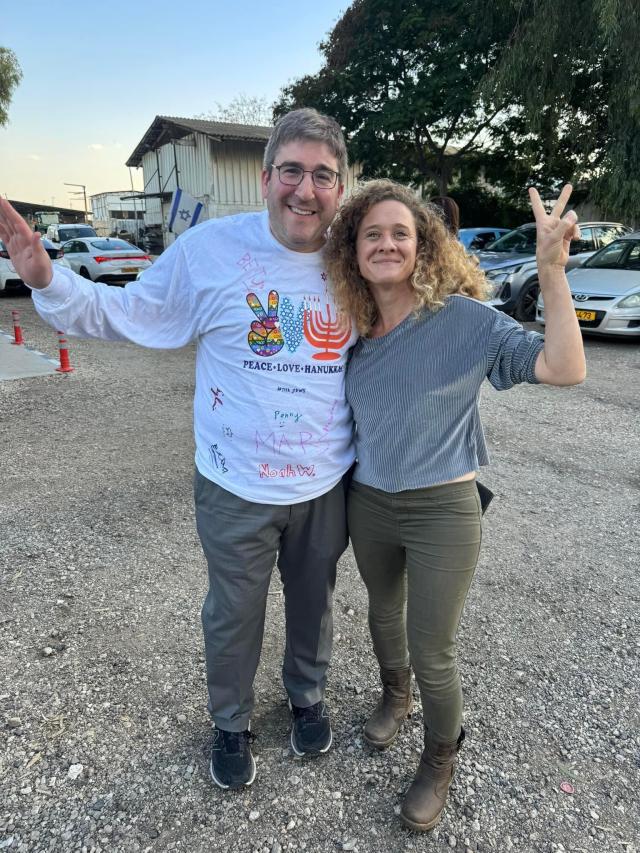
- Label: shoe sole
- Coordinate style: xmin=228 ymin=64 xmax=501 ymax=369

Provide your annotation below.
xmin=363 ymin=705 xmax=413 ymax=750
xmin=209 ymin=753 xmax=257 ymax=790
xmin=399 ymin=809 xmax=442 ymax=832
xmin=363 ymin=730 xmax=398 ymax=750
xmin=290 ymin=726 xmax=333 ymax=757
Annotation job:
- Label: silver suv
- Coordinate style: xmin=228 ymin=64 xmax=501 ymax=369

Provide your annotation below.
xmin=475 ymin=222 xmax=631 ymax=321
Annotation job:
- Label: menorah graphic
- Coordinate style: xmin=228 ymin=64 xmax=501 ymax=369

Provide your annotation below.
xmin=303 ymin=297 xmax=352 ymax=361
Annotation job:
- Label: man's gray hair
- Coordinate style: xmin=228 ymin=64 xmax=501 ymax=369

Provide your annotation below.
xmin=263 ymin=108 xmax=348 ymax=179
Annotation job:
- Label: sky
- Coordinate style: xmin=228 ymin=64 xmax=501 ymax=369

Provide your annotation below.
xmin=0 ymin=0 xmax=349 ymax=209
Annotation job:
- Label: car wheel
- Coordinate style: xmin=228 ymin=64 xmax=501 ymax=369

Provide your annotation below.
xmin=514 ymin=279 xmax=539 ymax=322
xmin=79 ymin=267 xmax=92 ymax=280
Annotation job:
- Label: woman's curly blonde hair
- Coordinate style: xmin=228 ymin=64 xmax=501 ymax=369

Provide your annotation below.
xmin=325 ymin=179 xmax=489 ymax=336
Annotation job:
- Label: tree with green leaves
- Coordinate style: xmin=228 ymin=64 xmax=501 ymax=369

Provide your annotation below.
xmin=485 ymin=0 xmax=640 ymax=219
xmin=276 ymin=0 xmax=640 ymax=219
xmin=275 ymin=0 xmax=526 ymax=196
xmin=0 ymin=47 xmax=22 ymax=128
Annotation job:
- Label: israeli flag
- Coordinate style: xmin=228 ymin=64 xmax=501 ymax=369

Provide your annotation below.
xmin=168 ymin=188 xmax=204 ymax=235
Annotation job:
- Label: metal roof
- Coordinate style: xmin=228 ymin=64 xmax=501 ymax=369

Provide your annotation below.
xmin=8 ymin=199 xmax=86 ymax=223
xmin=126 ymin=116 xmax=273 ymax=167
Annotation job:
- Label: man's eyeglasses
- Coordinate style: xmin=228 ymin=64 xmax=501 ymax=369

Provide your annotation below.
xmin=271 ymin=163 xmax=340 ymax=190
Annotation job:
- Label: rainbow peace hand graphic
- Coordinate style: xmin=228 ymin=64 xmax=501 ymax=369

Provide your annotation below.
xmin=246 ymin=290 xmax=284 ymax=357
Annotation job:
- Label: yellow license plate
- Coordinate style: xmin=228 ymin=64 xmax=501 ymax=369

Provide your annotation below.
xmin=121 ymin=267 xmax=139 ymax=273
xmin=575 ymin=310 xmax=596 ymax=321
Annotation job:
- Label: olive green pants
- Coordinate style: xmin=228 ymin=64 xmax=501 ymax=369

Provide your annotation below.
xmin=348 ymin=479 xmax=482 ymax=741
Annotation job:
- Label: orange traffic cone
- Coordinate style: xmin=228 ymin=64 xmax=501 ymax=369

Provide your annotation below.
xmin=55 ymin=330 xmax=74 ymax=373
xmin=11 ymin=310 xmax=24 ymax=345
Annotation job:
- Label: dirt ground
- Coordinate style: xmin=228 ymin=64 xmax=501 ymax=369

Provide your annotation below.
xmin=1 ymin=293 xmax=638 ymax=853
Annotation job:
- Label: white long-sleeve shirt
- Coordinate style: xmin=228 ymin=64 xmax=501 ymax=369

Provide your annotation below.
xmin=32 ymin=211 xmax=357 ymax=504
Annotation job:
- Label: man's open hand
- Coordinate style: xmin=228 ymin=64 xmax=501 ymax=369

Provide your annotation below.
xmin=0 ymin=197 xmax=53 ymax=289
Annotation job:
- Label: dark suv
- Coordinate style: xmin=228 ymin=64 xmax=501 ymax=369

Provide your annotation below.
xmin=476 ymin=222 xmax=631 ymax=321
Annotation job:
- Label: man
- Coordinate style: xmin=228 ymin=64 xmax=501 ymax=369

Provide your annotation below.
xmin=0 ymin=109 xmax=356 ymax=790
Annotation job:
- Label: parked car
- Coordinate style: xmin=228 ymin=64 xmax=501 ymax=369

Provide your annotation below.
xmin=459 ymin=227 xmax=510 ymax=252
xmin=536 ymin=232 xmax=640 ymax=338
xmin=46 ymin=223 xmax=97 ymax=245
xmin=0 ymin=238 xmax=70 ymax=292
xmin=61 ymin=237 xmax=152 ymax=283
xmin=477 ymin=221 xmax=631 ymax=321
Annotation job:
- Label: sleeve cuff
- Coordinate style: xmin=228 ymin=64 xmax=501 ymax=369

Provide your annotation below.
xmin=29 ymin=265 xmax=76 ymax=307
xmin=524 ymin=336 xmax=545 ymax=384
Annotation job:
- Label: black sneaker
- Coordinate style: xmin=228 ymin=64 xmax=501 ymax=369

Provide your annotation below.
xmin=209 ymin=727 xmax=256 ymax=789
xmin=290 ymin=701 xmax=332 ymax=756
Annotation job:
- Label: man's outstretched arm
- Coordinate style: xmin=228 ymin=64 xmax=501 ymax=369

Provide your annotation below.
xmin=0 ymin=198 xmax=53 ymax=289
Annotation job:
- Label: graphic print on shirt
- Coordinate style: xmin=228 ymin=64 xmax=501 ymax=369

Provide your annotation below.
xmin=304 ymin=296 xmax=352 ymax=361
xmin=279 ymin=296 xmax=305 ymax=353
xmin=246 ymin=291 xmax=284 ymax=356
xmin=245 ymin=289 xmax=352 ymax=364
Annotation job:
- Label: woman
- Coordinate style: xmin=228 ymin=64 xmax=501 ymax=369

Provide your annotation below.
xmin=428 ymin=195 xmax=460 ymax=235
xmin=324 ymin=180 xmax=585 ymax=831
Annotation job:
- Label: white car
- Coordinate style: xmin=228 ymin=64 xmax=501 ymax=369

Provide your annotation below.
xmin=479 ymin=221 xmax=630 ymax=321
xmin=0 ymin=238 xmax=70 ymax=292
xmin=537 ymin=232 xmax=640 ymax=337
xmin=45 ymin=223 xmax=97 ymax=245
xmin=61 ymin=237 xmax=152 ymax=284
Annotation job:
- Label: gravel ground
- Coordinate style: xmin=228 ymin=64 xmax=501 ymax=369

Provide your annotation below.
xmin=1 ymin=292 xmax=638 ymax=853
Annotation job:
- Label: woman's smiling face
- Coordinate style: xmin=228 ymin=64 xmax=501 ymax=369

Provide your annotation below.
xmin=356 ymin=200 xmax=418 ymax=289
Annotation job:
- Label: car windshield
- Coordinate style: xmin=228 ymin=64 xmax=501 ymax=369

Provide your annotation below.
xmin=583 ymin=239 xmax=640 ymax=270
xmin=89 ymin=239 xmax=137 ymax=251
xmin=60 ymin=227 xmax=96 ymax=239
xmin=485 ymin=227 xmax=536 ymax=253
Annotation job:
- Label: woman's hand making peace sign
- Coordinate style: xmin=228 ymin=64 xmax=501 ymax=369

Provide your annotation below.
xmin=528 ymin=184 xmax=581 ymax=271
xmin=528 ymin=183 xmax=586 ymax=386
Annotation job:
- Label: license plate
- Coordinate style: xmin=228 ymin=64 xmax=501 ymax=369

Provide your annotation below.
xmin=575 ymin=310 xmax=596 ymax=321
xmin=121 ymin=267 xmax=139 ymax=274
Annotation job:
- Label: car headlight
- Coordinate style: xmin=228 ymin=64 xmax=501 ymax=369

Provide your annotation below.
xmin=486 ymin=264 xmax=523 ymax=280
xmin=617 ymin=292 xmax=640 ymax=309
xmin=485 ymin=273 xmax=509 ymax=298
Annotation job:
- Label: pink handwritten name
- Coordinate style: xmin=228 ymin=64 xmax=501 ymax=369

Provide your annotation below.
xmin=258 ymin=463 xmax=316 ymax=479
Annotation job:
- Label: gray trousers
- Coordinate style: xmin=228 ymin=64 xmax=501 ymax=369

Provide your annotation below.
xmin=194 ymin=469 xmax=349 ymax=732
xmin=347 ymin=479 xmax=482 ymax=742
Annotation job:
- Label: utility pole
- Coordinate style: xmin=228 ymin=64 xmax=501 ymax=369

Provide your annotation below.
xmin=64 ymin=182 xmax=88 ymax=223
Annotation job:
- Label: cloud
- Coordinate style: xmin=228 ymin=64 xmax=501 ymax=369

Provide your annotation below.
xmin=88 ymin=143 xmax=105 ymax=151
xmin=27 ymin=154 xmax=42 ymax=161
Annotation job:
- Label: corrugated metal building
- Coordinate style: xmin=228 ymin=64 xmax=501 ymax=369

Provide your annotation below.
xmin=125 ymin=116 xmax=361 ymax=249
xmin=90 ymin=191 xmax=146 ymax=240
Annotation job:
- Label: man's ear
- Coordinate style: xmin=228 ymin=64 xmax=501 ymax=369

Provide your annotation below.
xmin=261 ymin=168 xmax=271 ymax=200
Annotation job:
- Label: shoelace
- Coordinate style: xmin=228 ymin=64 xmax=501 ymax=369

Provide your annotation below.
xmin=294 ymin=703 xmax=324 ymax=722
xmin=215 ymin=730 xmax=256 ymax=753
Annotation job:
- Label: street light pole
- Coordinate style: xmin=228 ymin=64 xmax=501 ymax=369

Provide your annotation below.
xmin=64 ymin=182 xmax=88 ymax=223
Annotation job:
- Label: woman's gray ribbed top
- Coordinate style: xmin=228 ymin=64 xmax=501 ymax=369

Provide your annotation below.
xmin=346 ymin=295 xmax=545 ymax=492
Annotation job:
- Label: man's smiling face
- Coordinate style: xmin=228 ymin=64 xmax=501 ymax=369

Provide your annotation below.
xmin=262 ymin=139 xmax=344 ymax=253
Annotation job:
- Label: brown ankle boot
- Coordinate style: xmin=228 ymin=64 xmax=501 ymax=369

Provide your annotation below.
xmin=400 ymin=729 xmax=465 ymax=831
xmin=363 ymin=666 xmax=413 ymax=749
